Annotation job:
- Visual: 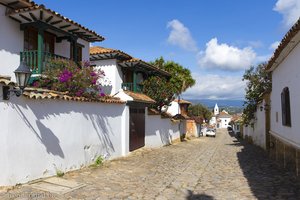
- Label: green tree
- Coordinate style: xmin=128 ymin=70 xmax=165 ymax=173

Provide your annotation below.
xmin=143 ymin=57 xmax=196 ymax=112
xmin=242 ymin=63 xmax=272 ymax=125
xmin=188 ymin=104 xmax=212 ymax=121
xmin=150 ymin=57 xmax=195 ymax=95
xmin=143 ymin=76 xmax=176 ymax=111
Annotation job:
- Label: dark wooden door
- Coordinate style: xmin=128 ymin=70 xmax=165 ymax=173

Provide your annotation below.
xmin=129 ymin=107 xmax=145 ymax=151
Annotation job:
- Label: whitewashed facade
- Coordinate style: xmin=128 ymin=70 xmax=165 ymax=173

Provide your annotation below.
xmin=242 ymin=100 xmax=267 ymax=149
xmin=166 ymin=100 xmax=181 ymax=116
xmin=92 ymin=59 xmax=121 ymax=95
xmin=268 ymin=33 xmax=300 ymax=149
xmin=218 ymin=115 xmax=231 ymax=128
xmin=0 ymin=4 xmax=23 ymax=80
xmin=145 ymin=111 xmax=180 ymax=147
xmin=0 ymin=1 xmax=102 ymax=81
xmin=0 ymin=89 xmax=128 ymax=186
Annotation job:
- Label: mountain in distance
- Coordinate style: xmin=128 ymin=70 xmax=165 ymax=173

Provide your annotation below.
xmin=186 ymin=99 xmax=244 ymax=108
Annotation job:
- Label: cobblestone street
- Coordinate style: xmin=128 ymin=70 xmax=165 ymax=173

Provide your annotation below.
xmin=1 ymin=129 xmax=300 ymax=200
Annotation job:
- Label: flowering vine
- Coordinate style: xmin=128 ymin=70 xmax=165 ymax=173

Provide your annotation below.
xmin=31 ymin=59 xmax=106 ymax=99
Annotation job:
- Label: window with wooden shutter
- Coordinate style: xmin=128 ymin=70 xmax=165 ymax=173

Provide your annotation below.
xmin=24 ymin=27 xmax=38 ymax=51
xmin=70 ymin=43 xmax=83 ymax=62
xmin=281 ymin=87 xmax=291 ymax=126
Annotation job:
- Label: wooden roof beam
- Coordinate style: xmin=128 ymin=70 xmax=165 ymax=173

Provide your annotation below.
xmin=29 ymin=12 xmax=37 ymax=21
xmin=50 ymin=20 xmax=63 ymax=25
xmin=7 ymin=1 xmax=20 ymax=6
xmin=59 ymin=24 xmax=71 ymax=29
xmin=39 ymin=10 xmax=43 ymax=20
xmin=45 ymin=15 xmax=53 ymax=23
xmin=19 ymin=13 xmax=31 ymax=22
xmin=68 ymin=28 xmax=80 ymax=32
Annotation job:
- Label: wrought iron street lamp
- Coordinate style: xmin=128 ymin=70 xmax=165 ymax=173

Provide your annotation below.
xmin=2 ymin=61 xmax=31 ymax=100
xmin=14 ymin=60 xmax=32 ymax=92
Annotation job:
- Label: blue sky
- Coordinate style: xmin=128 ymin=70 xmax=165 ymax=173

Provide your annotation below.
xmin=35 ymin=0 xmax=300 ymax=100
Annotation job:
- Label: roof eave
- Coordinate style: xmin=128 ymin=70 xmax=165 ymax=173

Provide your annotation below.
xmin=8 ymin=5 xmax=104 ymax=42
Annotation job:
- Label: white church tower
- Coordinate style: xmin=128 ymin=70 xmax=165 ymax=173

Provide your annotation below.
xmin=214 ymin=103 xmax=219 ymax=116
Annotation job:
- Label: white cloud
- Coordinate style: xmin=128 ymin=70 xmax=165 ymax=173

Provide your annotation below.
xmin=269 ymin=41 xmax=280 ymax=50
xmin=274 ymin=0 xmax=300 ymax=27
xmin=256 ymin=54 xmax=272 ymax=63
xmin=197 ymin=38 xmax=256 ymax=71
xmin=182 ymin=73 xmax=246 ymax=100
xmin=167 ymin=19 xmax=198 ymax=52
xmin=248 ymin=40 xmax=264 ymax=48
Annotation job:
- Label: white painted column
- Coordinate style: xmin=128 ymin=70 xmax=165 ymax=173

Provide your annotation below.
xmin=121 ymin=105 xmax=130 ymax=155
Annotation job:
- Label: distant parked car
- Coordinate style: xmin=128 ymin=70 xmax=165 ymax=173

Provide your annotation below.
xmin=206 ymin=128 xmax=216 ymax=137
xmin=227 ymin=126 xmax=233 ymax=134
xmin=227 ymin=126 xmax=232 ymax=131
xmin=200 ymin=127 xmax=207 ymax=136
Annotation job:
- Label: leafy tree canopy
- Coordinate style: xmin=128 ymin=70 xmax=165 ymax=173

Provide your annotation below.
xmin=149 ymin=57 xmax=195 ymax=95
xmin=143 ymin=57 xmax=196 ymax=112
xmin=242 ymin=63 xmax=271 ymax=125
xmin=188 ymin=103 xmax=212 ymax=121
xmin=143 ymin=76 xmax=176 ymax=111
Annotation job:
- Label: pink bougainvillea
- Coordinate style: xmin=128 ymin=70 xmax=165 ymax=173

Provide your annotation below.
xmin=32 ymin=59 xmax=106 ymax=99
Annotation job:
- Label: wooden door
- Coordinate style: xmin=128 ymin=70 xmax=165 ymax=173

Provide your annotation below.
xmin=129 ymin=107 xmax=145 ymax=151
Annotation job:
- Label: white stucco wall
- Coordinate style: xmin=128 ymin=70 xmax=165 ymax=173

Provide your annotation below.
xmin=167 ymin=101 xmax=180 ymax=116
xmin=79 ymin=38 xmax=90 ymax=62
xmin=0 ymin=4 xmax=23 ymax=80
xmin=219 ymin=117 xmax=231 ymax=128
xmin=55 ymin=39 xmax=89 ymax=62
xmin=253 ymin=101 xmax=266 ymax=149
xmin=270 ymin=42 xmax=300 ymax=148
xmin=92 ymin=59 xmax=122 ymax=95
xmin=243 ymin=101 xmax=266 ymax=149
xmin=209 ymin=116 xmax=216 ymax=125
xmin=0 ymin=89 xmax=128 ymax=186
xmin=145 ymin=113 xmax=180 ymax=147
xmin=54 ymin=40 xmax=70 ymax=59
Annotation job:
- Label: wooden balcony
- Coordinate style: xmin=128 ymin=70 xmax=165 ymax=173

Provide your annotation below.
xmin=20 ymin=50 xmax=69 ymax=75
xmin=122 ymin=83 xmax=143 ymax=93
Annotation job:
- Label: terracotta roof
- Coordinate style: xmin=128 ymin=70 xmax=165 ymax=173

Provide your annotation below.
xmin=124 ymin=90 xmax=155 ymax=104
xmin=231 ymin=114 xmax=242 ymax=122
xmin=148 ymin=108 xmax=160 ymax=115
xmin=172 ymin=114 xmax=190 ymax=120
xmin=218 ymin=111 xmax=232 ymax=118
xmin=161 ymin=112 xmax=173 ymax=119
xmin=22 ymin=88 xmax=124 ymax=104
xmin=174 ymin=99 xmax=192 ymax=104
xmin=266 ymin=17 xmax=300 ymax=71
xmin=8 ymin=5 xmax=104 ymax=42
xmin=190 ymin=116 xmax=204 ymax=124
xmin=90 ymin=46 xmax=170 ymax=77
xmin=0 ymin=0 xmax=36 ymax=9
xmin=90 ymin=46 xmax=131 ymax=60
xmin=119 ymin=58 xmax=171 ymax=77
xmin=147 ymin=108 xmax=173 ymax=118
xmin=0 ymin=75 xmax=16 ymax=86
xmin=90 ymin=46 xmax=130 ymax=56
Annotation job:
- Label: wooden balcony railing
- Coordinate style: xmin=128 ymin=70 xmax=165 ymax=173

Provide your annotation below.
xmin=20 ymin=50 xmax=69 ymax=74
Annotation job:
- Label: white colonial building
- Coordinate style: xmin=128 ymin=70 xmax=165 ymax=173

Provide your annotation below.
xmin=209 ymin=103 xmax=232 ymax=128
xmin=265 ymin=17 xmax=300 ymax=174
xmin=0 ymin=0 xmax=103 ymax=81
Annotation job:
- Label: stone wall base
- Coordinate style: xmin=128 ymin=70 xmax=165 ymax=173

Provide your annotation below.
xmin=269 ymin=133 xmax=300 ymax=176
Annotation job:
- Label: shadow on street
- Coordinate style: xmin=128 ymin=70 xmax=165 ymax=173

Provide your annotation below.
xmin=186 ymin=190 xmax=214 ymax=200
xmin=227 ymin=130 xmax=300 ymax=199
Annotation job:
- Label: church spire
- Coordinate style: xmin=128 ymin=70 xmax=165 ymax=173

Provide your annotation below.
xmin=214 ymin=103 xmax=219 ymax=115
